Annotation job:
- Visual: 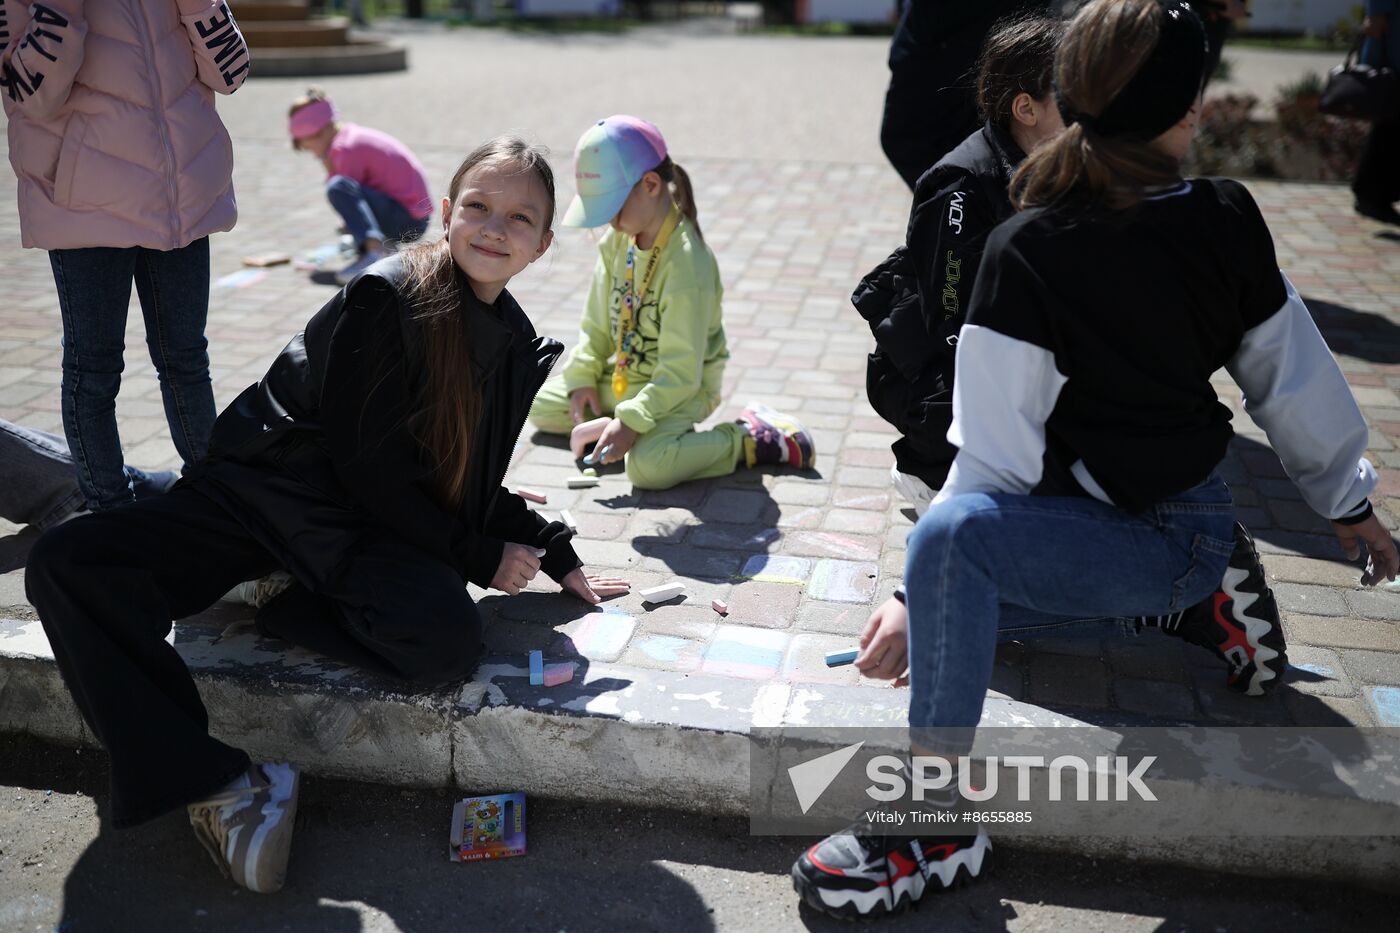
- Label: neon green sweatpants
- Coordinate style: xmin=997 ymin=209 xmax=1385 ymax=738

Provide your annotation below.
xmin=528 ymin=375 xmax=747 ymax=490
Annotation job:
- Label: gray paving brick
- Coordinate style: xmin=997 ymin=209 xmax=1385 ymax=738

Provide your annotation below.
xmin=1283 ymin=693 xmax=1374 ymax=727
xmin=1028 ymin=655 xmax=1111 ymax=710
xmin=795 ymin=601 xmax=868 ymax=637
xmin=1339 ymin=648 xmax=1400 ymax=686
xmin=1189 ymin=670 xmax=1294 ymax=725
xmin=1342 ymin=588 xmax=1400 ymax=622
xmin=1104 ymin=639 xmax=1189 ymax=683
xmin=699 ymin=488 xmax=779 ymax=524
xmin=1272 ymin=583 xmax=1349 ymax=616
xmin=1113 ymin=678 xmax=1198 ymax=719
xmin=1283 ymin=645 xmax=1354 ymax=697
xmin=1263 ymin=554 xmax=1365 ymax=588
xmin=1284 ymin=614 xmax=1400 ymax=651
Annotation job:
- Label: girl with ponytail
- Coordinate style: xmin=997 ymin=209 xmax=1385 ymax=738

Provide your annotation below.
xmin=793 ymin=0 xmax=1396 ymax=919
xmin=530 ymin=115 xmax=815 ymax=490
xmin=25 ymin=135 xmax=629 ymax=893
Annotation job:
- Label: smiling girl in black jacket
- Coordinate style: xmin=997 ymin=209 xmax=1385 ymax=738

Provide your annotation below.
xmin=25 ymin=136 xmax=627 ymax=894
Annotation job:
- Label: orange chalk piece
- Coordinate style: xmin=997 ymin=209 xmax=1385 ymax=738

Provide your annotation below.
xmin=516 ymin=487 xmax=547 ymax=504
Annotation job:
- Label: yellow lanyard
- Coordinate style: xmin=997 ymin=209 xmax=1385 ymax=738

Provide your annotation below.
xmin=613 ymin=202 xmax=681 ymax=397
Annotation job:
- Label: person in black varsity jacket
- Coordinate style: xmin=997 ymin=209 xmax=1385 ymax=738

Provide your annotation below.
xmin=793 ymin=1 xmax=1399 ymax=919
xmin=857 ymin=11 xmax=1064 ymax=516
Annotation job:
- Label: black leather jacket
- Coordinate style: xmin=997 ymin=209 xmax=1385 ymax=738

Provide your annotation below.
xmin=193 ymin=255 xmax=580 ymax=589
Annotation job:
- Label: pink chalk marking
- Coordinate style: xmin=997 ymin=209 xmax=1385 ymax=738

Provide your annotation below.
xmin=712 ymin=599 xmax=728 ymax=615
xmin=542 ymin=662 xmax=576 ymax=687
xmin=516 ymin=487 xmax=547 ymax=504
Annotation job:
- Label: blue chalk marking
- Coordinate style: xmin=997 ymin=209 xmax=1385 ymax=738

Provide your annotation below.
xmin=583 ymin=444 xmax=613 ymax=466
xmin=824 ymin=649 xmax=859 ymax=667
xmin=1370 ymin=686 xmax=1400 ymax=726
xmin=529 ymin=650 xmax=544 ymax=685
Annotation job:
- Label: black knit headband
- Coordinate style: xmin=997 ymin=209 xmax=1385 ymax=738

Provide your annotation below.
xmin=1057 ymin=0 xmax=1208 ymax=141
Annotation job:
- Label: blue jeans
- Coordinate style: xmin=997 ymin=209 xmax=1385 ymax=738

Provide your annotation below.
xmin=48 ymin=238 xmax=215 ymax=511
xmin=904 ymin=474 xmax=1236 ymax=742
xmin=0 ymin=419 xmax=178 ymax=530
xmin=325 ymin=175 xmax=430 ymax=248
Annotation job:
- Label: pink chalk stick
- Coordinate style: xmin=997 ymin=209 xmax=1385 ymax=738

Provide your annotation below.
xmin=516 ymin=487 xmax=547 ymax=504
xmin=542 ymin=662 xmax=576 ymax=687
xmin=712 ymin=599 xmax=729 ymax=615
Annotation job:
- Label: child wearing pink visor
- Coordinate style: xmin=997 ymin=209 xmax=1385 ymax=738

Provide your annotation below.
xmin=287 ymin=88 xmax=432 ymax=284
xmin=529 ymin=115 xmax=816 ymax=489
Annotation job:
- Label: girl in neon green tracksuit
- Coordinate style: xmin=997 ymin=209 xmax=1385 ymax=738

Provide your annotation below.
xmin=529 ymin=115 xmax=815 ymax=489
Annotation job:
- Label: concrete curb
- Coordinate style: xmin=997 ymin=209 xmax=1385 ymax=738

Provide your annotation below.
xmin=2 ymin=614 xmax=1397 ymax=891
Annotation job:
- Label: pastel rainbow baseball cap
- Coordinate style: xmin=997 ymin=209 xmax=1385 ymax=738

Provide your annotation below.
xmin=562 ymin=115 xmax=668 ymax=228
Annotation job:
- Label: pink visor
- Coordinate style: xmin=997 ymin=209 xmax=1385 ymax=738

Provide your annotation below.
xmin=289 ymin=98 xmax=337 ymax=140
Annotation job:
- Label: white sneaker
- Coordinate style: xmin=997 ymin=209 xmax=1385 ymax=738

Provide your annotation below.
xmin=334 ymin=247 xmax=388 ymax=285
xmin=890 ymin=464 xmax=936 ymax=517
xmin=188 ymin=762 xmax=301 ymax=894
xmin=223 ymin=571 xmax=294 ymax=608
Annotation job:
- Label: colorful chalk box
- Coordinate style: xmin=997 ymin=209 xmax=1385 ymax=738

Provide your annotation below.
xmin=449 ymin=793 xmax=526 ymax=862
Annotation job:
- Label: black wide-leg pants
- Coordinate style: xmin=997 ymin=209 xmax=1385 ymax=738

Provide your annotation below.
xmin=25 ymin=481 xmax=483 ymax=827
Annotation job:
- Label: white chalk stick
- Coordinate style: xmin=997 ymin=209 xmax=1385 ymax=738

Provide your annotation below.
xmin=560 ymin=510 xmax=578 ymax=533
xmin=516 ymin=487 xmax=547 ymax=504
xmin=640 ymin=582 xmax=686 ymax=603
xmin=566 ymin=476 xmax=599 ymax=489
xmin=711 ymin=599 xmax=728 ymax=615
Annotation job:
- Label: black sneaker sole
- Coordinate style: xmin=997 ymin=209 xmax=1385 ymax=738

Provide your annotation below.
xmin=790 ymin=843 xmax=993 ymax=920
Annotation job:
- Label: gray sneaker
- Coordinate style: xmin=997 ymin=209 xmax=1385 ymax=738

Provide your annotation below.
xmin=188 ymin=762 xmax=301 ymax=894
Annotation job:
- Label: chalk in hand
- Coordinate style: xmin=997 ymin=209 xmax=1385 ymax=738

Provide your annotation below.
xmin=560 ymin=510 xmax=578 ymax=533
xmin=824 ymin=649 xmax=859 ymax=668
xmin=583 ymin=444 xmax=613 ymax=466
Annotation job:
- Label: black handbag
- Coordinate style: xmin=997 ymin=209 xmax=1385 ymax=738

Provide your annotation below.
xmin=1320 ymin=38 xmax=1399 ymax=121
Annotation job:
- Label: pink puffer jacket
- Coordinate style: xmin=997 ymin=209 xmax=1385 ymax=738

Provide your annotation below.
xmin=1 ymin=0 xmax=249 ymax=250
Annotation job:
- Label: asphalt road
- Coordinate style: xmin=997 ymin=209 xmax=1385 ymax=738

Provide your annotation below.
xmin=0 ymin=735 xmax=1393 ymax=933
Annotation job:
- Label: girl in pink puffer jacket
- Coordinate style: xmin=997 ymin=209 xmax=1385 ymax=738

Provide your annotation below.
xmin=1 ymin=0 xmax=248 ymax=511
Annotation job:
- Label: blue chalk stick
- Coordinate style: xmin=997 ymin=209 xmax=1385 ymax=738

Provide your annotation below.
xmin=583 ymin=444 xmax=613 ymax=466
xmin=824 ymin=649 xmax=859 ymax=667
xmin=529 ymin=650 xmax=544 ymax=685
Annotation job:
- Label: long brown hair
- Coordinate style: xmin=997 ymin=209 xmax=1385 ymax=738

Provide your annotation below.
xmin=653 ymin=155 xmax=702 ymax=240
xmin=1010 ymin=0 xmax=1182 ymax=212
xmin=398 ymin=137 xmax=555 ymax=509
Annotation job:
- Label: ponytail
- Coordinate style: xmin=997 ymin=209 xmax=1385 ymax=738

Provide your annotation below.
xmin=1010 ymin=0 xmax=1183 ymax=213
xmin=655 ymin=156 xmax=701 ymax=240
xmin=1010 ymin=123 xmax=1178 ymax=212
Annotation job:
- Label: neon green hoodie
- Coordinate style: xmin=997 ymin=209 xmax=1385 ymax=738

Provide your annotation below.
xmin=560 ymin=215 xmax=728 ymax=434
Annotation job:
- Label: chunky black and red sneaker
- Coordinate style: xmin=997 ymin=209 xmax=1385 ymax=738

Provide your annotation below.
xmin=1146 ymin=522 xmax=1287 ymax=696
xmin=791 ymin=823 xmax=992 ymax=919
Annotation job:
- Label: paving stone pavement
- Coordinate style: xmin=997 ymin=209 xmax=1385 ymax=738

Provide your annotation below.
xmin=3 ymin=24 xmax=1400 ymax=734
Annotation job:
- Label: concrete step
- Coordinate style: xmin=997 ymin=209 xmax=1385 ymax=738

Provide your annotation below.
xmin=2 ymin=607 xmax=1397 ymax=890
xmin=240 ymin=17 xmax=350 ymax=48
xmin=249 ymin=39 xmax=408 ymax=76
xmin=230 ymin=0 xmax=311 ymax=22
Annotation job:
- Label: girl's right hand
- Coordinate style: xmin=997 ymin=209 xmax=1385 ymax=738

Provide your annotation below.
xmin=855 ymin=597 xmax=910 ymax=684
xmin=569 ymin=387 xmax=601 ymax=425
xmin=1332 ymin=513 xmax=1400 ymax=585
xmin=491 ymin=544 xmax=544 ymax=596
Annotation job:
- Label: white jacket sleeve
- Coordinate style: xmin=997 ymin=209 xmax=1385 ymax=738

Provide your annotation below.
xmin=933 ymin=323 xmax=1069 ymax=505
xmin=1225 ymin=273 xmax=1376 ymax=520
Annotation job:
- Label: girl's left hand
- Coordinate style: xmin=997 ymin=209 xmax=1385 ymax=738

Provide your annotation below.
xmin=593 ymin=418 xmax=638 ymax=465
xmin=561 ymin=568 xmax=631 ymax=604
